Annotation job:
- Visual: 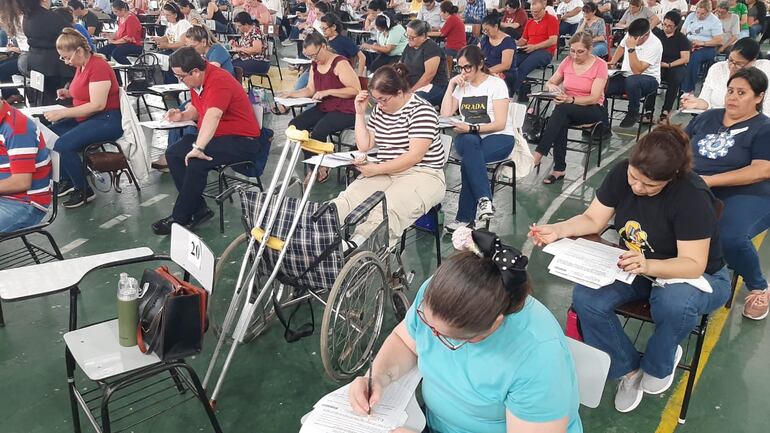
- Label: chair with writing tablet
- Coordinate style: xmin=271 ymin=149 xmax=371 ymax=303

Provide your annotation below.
xmin=0 ymin=151 xmax=62 ymax=326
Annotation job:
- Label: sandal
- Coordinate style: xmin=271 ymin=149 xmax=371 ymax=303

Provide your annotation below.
xmin=317 ymin=168 xmax=330 ymax=184
xmin=658 ymin=111 xmax=669 ymax=124
xmin=543 ymin=173 xmax=565 ymax=185
xmin=271 ymin=103 xmax=290 ymax=115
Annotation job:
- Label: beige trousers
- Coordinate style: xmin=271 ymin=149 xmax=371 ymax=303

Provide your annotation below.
xmin=332 ymin=166 xmax=446 ymax=246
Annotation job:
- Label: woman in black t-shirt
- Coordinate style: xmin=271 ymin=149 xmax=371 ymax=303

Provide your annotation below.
xmin=528 ymin=125 xmax=731 ymax=414
xmin=653 ymin=11 xmax=691 ymax=122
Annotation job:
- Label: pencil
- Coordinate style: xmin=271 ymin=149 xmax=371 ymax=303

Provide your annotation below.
xmin=367 ymin=364 xmax=373 ymax=416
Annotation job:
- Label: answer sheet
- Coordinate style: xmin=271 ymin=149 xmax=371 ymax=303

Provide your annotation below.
xmin=543 ymin=237 xmax=635 ymax=288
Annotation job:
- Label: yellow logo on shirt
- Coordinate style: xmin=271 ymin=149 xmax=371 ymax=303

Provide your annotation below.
xmin=619 ymin=220 xmax=654 ymax=253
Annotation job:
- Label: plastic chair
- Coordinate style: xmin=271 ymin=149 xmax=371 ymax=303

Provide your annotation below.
xmin=566 ymin=337 xmax=611 ymax=408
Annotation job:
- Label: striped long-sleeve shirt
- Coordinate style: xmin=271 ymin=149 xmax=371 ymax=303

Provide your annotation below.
xmin=0 ymin=102 xmax=52 ymax=208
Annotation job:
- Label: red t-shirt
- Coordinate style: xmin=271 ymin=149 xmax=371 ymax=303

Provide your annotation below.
xmin=191 ymin=63 xmax=261 ymax=138
xmin=116 ymin=13 xmax=143 ymax=46
xmin=441 ymin=14 xmax=467 ymax=51
xmin=69 ymin=55 xmax=121 ymax=122
xmin=522 ymin=13 xmax=559 ymax=55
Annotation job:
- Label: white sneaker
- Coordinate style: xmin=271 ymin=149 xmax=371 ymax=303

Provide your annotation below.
xmin=615 ymin=370 xmax=644 ymax=413
xmin=641 ymin=345 xmax=683 ymax=395
xmin=476 ymin=197 xmax=495 ymax=222
xmin=281 ymin=40 xmax=295 ymax=47
xmin=444 ymin=220 xmax=471 ymax=234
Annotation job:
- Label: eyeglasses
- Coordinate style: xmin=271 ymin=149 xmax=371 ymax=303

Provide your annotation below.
xmin=727 ymin=56 xmax=751 ymax=69
xmin=457 ymin=63 xmax=476 ymax=73
xmin=303 ymin=46 xmax=323 ymax=59
xmin=59 ymin=49 xmax=78 ymax=63
xmin=569 ymin=48 xmax=588 ymax=55
xmin=371 ymin=93 xmax=394 ymax=105
xmin=406 ymin=34 xmax=422 ymax=40
xmin=173 ymin=69 xmax=197 ymax=81
xmin=416 ymin=302 xmax=474 ymax=351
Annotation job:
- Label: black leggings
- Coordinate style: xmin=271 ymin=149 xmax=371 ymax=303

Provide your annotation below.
xmin=536 ymin=103 xmax=606 ymax=172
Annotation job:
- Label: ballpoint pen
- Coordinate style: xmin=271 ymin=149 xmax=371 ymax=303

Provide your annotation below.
xmin=367 ymin=363 xmax=373 ymax=416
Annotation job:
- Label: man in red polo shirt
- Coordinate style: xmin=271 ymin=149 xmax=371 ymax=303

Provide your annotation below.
xmin=152 ymin=47 xmax=263 ymax=235
xmin=511 ymin=0 xmax=559 ymax=100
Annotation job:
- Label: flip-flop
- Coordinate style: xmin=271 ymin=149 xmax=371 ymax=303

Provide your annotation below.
xmin=271 ymin=104 xmax=290 ymax=115
xmin=543 ymin=174 xmax=565 ymax=185
xmin=317 ymin=169 xmax=330 ymax=184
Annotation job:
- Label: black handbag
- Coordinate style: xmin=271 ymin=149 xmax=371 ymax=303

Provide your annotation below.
xmin=523 ymin=98 xmax=552 ymax=144
xmin=137 ymin=267 xmax=208 ymax=361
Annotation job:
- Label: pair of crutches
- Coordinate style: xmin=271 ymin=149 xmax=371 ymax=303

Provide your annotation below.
xmin=203 ymin=126 xmax=334 ymax=407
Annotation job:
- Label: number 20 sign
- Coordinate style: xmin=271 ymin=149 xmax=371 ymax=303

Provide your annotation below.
xmin=188 ymin=231 xmax=202 ymax=270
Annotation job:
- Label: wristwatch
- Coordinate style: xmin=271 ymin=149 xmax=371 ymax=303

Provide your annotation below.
xmin=627 ymin=48 xmax=636 ymax=53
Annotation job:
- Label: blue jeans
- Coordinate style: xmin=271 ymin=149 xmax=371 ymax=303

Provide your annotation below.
xmin=295 ymin=69 xmax=310 ymax=90
xmin=50 ymin=110 xmax=124 ymax=191
xmin=572 ymin=266 xmax=731 ymax=379
xmin=98 ymin=43 xmax=143 ymax=65
xmin=750 ymin=23 xmax=763 ymax=38
xmin=167 ymin=101 xmax=198 ymax=146
xmin=232 ymin=59 xmax=271 ymax=75
xmin=0 ymin=30 xmax=7 ymax=48
xmin=606 ymin=73 xmax=659 ymax=116
xmin=0 ymin=198 xmax=46 ymax=233
xmin=0 ymin=56 xmax=21 ymax=98
xmin=416 ymin=84 xmax=447 ymax=106
xmin=718 ymin=194 xmax=770 ymax=290
xmin=454 ymin=133 xmax=514 ymax=222
xmin=592 ymin=41 xmax=608 ymax=58
xmin=560 ymin=21 xmax=579 ymax=36
xmin=510 ymin=49 xmax=553 ymax=97
xmin=681 ymin=46 xmax=716 ymax=93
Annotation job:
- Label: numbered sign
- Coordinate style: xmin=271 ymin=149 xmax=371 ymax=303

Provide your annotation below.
xmin=188 ymin=231 xmax=202 ymax=270
xmin=206 ymin=19 xmax=216 ymax=31
xmin=30 ymin=70 xmax=45 ymax=93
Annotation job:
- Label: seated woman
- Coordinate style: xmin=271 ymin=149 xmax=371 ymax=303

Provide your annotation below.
xmin=231 ymin=12 xmax=271 ymax=75
xmin=681 ymin=37 xmax=770 ymax=114
xmin=501 ymin=0 xmax=529 ymax=39
xmin=98 ymin=0 xmax=143 ymax=65
xmin=534 ymin=32 xmax=608 ymax=184
xmin=652 ymin=11 xmax=690 ymax=122
xmin=45 ymin=28 xmax=123 ymax=208
xmin=284 ymin=32 xmax=361 ymax=184
xmin=349 ymin=228 xmax=582 ymax=433
xmin=576 ymin=2 xmax=608 ymax=58
xmin=479 ymin=10 xmax=516 ymax=92
xmin=400 ymin=20 xmax=448 ymax=105
xmin=361 ymin=12 xmax=408 ymax=72
xmin=232 ymin=0 xmax=273 ymax=25
xmin=177 ymin=0 xmax=203 ymax=25
xmin=679 ymin=1 xmax=724 ymax=94
xmin=203 ymin=0 xmax=233 ymax=33
xmin=331 ymin=64 xmax=445 ymax=247
xmin=440 ymin=45 xmax=515 ymax=230
xmin=152 ymin=2 xmax=192 ymax=52
xmin=186 ymin=25 xmax=235 ymax=76
xmin=529 ymin=124 xmax=731 ymax=413
xmin=429 ymin=1 xmax=466 ymax=72
xmin=685 ymin=67 xmax=770 ymax=321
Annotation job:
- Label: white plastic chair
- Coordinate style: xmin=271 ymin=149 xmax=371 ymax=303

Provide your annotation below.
xmin=566 ymin=337 xmax=611 ymax=408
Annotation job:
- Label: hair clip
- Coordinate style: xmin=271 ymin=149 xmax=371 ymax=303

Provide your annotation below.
xmin=451 ymin=226 xmax=483 ymax=257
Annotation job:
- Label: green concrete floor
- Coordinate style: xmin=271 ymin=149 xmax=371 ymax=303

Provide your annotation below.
xmin=1 ymin=111 xmax=768 ymax=433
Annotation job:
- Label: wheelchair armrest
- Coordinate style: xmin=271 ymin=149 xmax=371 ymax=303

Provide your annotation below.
xmin=344 ymin=191 xmax=385 ymax=227
xmin=311 ymin=202 xmax=333 ymax=223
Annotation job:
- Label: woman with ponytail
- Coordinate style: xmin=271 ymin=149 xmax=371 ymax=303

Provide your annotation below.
xmin=529 ymin=124 xmax=731 ymax=414
xmin=45 ymin=28 xmax=123 ymax=208
xmin=348 ymin=228 xmax=582 ymax=433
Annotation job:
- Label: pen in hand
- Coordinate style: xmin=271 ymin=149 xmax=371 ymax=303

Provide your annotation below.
xmin=367 ymin=365 xmax=373 ymax=416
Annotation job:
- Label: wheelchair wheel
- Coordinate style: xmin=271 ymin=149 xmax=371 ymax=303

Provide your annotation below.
xmin=321 ymin=250 xmax=387 ymax=382
xmin=211 ymin=233 xmax=284 ymax=343
xmin=87 ymin=168 xmax=114 ymax=193
xmin=390 ymin=290 xmax=411 ymax=322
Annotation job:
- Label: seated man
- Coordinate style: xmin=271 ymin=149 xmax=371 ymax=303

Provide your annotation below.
xmin=152 ymin=47 xmax=264 ymax=236
xmin=512 ymin=0 xmax=559 ymax=100
xmin=606 ymin=18 xmax=662 ymax=128
xmin=0 ymin=97 xmax=52 ymax=233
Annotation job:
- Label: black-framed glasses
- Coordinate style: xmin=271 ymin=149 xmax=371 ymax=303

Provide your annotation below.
xmin=457 ymin=63 xmax=476 ymax=73
xmin=727 ymin=56 xmax=751 ymax=69
xmin=416 ymin=302 xmax=474 ymax=351
xmin=173 ymin=69 xmax=198 ymax=81
xmin=303 ymin=45 xmax=323 ymax=59
xmin=371 ymin=93 xmax=394 ymax=105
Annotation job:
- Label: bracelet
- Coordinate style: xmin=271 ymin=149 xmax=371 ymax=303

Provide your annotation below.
xmin=192 ymin=144 xmax=206 ymax=153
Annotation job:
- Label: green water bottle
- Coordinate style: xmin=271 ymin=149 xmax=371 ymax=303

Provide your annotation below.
xmin=117 ymin=273 xmax=139 ymax=347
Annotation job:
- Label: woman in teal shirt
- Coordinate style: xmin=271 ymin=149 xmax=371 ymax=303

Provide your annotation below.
xmin=349 ymin=228 xmax=583 ymax=433
xmin=361 ymin=11 xmax=408 ymax=72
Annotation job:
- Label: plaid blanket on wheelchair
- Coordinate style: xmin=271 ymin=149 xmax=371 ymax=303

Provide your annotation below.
xmin=239 ymin=190 xmax=343 ymax=292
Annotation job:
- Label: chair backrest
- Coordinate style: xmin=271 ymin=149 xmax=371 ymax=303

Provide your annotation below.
xmin=50 ymin=150 xmax=60 ymax=184
xmin=508 ymin=101 xmax=527 ymax=129
xmin=566 ymin=337 xmax=611 ymax=408
xmin=170 ymin=224 xmax=216 ymax=294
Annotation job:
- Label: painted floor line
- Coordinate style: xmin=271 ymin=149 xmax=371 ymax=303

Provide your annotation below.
xmin=522 ymin=139 xmax=637 ymax=258
xmin=99 ymin=214 xmax=131 ymax=229
xmin=59 ymin=238 xmax=88 ymax=254
xmin=654 ymin=232 xmax=767 ymax=433
xmin=140 ymin=193 xmax=169 ymax=207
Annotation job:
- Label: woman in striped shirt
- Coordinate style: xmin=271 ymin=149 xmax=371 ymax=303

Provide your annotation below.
xmin=331 ymin=64 xmax=447 ymax=246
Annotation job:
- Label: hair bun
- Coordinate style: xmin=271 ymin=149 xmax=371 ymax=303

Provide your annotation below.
xmin=391 ymin=62 xmax=410 ymax=80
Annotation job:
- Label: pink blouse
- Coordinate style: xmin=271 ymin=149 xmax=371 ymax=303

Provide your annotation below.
xmin=556 ymin=56 xmax=609 ymax=105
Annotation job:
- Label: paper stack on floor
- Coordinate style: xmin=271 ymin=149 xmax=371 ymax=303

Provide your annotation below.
xmin=543 ymin=238 xmax=635 ymax=289
xmin=300 ymin=368 xmax=422 ymax=433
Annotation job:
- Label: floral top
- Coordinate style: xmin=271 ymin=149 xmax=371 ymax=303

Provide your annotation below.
xmin=236 ymin=27 xmax=268 ymax=61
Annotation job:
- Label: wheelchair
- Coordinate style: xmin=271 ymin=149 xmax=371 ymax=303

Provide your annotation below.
xmin=204 ymin=127 xmax=413 ymax=407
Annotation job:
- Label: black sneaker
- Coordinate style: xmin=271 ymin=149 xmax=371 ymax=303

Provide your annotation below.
xmin=62 ymin=189 xmax=95 ymax=208
xmin=151 ymin=216 xmax=176 ymax=235
xmin=618 ymin=113 xmax=639 ymax=128
xmin=57 ymin=180 xmax=75 ymax=197
xmin=188 ymin=207 xmax=214 ymax=230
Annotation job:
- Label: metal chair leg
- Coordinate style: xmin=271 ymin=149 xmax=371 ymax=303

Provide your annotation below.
xmin=65 ymin=346 xmax=82 ymax=433
xmin=678 ymin=315 xmax=709 ymax=424
xmin=0 ymin=302 xmax=5 ymax=327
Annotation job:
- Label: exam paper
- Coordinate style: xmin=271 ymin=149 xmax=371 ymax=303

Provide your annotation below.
xmin=300 ymin=369 xmax=421 ymax=433
xmin=20 ymin=105 xmax=66 ymax=116
xmin=275 ymin=97 xmax=318 ymax=107
xmin=138 ymin=120 xmax=197 ymax=129
xmin=303 ymin=152 xmax=380 ymax=168
xmin=543 ymin=237 xmax=635 ymax=288
xmin=438 ymin=116 xmax=461 ymax=128
xmin=149 ymin=83 xmax=188 ymax=93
